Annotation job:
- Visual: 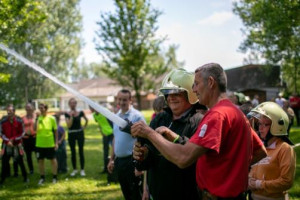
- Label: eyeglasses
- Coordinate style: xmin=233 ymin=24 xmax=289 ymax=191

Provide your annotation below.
xmin=258 ymin=122 xmax=271 ymax=128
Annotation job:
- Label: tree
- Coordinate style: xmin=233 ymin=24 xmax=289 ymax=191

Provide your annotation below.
xmin=72 ymin=61 xmax=109 ymax=81
xmin=233 ymin=0 xmax=300 ymax=94
xmin=95 ymin=0 xmax=177 ymax=109
xmin=0 ymin=0 xmax=82 ymax=105
xmin=0 ymin=0 xmax=45 ymax=83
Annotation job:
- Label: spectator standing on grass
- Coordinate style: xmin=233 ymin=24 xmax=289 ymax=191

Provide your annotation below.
xmin=282 ymin=100 xmax=295 ymax=136
xmin=248 ymin=102 xmax=296 ymax=200
xmin=54 ymin=114 xmax=67 ymax=173
xmin=35 ymin=103 xmax=58 ymax=185
xmin=64 ymin=98 xmax=88 ymax=177
xmin=22 ymin=102 xmax=37 ymax=174
xmin=132 ymin=63 xmax=267 ymax=199
xmin=90 ymin=106 xmax=114 ymax=174
xmin=0 ymin=104 xmax=28 ymax=185
xmin=107 ymin=89 xmax=145 ymax=200
xmin=289 ymin=93 xmax=300 ymax=126
xmin=150 ymin=95 xmax=165 ymax=121
xmin=275 ymin=93 xmax=286 ymax=108
xmin=251 ymin=94 xmax=260 ymax=107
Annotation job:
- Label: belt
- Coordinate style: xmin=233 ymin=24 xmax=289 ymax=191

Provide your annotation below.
xmin=198 ymin=189 xmax=246 ymax=200
xmin=116 ymin=155 xmax=132 ymax=159
xmin=68 ymin=128 xmax=83 ymax=133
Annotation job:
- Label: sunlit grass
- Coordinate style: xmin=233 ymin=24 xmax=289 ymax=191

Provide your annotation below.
xmin=0 ymin=119 xmax=123 ymax=200
xmin=289 ymin=126 xmax=300 ymax=199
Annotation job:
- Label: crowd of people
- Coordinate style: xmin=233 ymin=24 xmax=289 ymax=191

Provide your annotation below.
xmin=0 ymin=98 xmax=89 ymax=185
xmin=0 ymin=63 xmax=297 ymax=200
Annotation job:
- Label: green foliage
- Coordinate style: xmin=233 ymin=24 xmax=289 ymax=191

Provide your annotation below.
xmin=73 ymin=61 xmax=109 ymax=81
xmin=0 ymin=0 xmax=46 ymax=81
xmin=0 ymin=73 xmax=10 ymax=83
xmin=0 ymin=0 xmax=46 ymax=44
xmin=95 ymin=0 xmax=180 ymax=109
xmin=233 ymin=0 xmax=300 ymax=94
xmin=0 ymin=0 xmax=82 ymax=106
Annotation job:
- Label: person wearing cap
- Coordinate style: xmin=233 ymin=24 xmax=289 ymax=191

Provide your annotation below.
xmin=248 ymin=102 xmax=296 ymax=200
xmin=134 ymin=68 xmax=207 ymax=200
xmin=132 ymin=63 xmax=267 ymax=199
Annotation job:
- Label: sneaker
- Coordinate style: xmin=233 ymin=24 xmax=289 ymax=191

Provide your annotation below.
xmin=38 ymin=178 xmax=45 ymax=185
xmin=80 ymin=170 xmax=86 ymax=176
xmin=52 ymin=178 xmax=57 ymax=184
xmin=70 ymin=170 xmax=78 ymax=177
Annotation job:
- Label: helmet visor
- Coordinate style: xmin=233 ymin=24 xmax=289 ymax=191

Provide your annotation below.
xmin=247 ymin=111 xmax=261 ymax=120
xmin=160 ymin=89 xmax=185 ymax=95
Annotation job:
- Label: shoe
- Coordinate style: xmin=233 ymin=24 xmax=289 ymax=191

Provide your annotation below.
xmin=80 ymin=170 xmax=86 ymax=176
xmin=70 ymin=170 xmax=78 ymax=177
xmin=24 ymin=178 xmax=29 ymax=183
xmin=38 ymin=178 xmax=45 ymax=185
xmin=52 ymin=178 xmax=57 ymax=184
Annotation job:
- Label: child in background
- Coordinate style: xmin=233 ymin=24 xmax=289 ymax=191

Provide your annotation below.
xmin=55 ymin=115 xmax=67 ymax=173
xmin=151 ymin=95 xmax=165 ymax=120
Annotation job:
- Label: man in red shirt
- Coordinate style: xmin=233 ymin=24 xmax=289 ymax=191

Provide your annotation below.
xmin=132 ymin=63 xmax=267 ymax=199
xmin=0 ymin=104 xmax=28 ymax=184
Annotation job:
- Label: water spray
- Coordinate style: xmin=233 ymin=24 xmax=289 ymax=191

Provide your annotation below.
xmin=0 ymin=43 xmax=128 ymax=129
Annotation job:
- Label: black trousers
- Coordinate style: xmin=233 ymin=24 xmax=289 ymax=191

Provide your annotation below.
xmin=23 ymin=136 xmax=36 ymax=172
xmin=115 ymin=156 xmax=142 ymax=200
xmin=1 ymin=147 xmax=27 ymax=182
xmin=102 ymin=134 xmax=113 ymax=171
xmin=56 ymin=141 xmax=67 ymax=173
xmin=68 ymin=131 xmax=85 ymax=170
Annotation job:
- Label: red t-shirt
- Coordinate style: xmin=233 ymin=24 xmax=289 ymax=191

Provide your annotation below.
xmin=0 ymin=116 xmax=24 ymax=145
xmin=190 ymin=99 xmax=263 ymax=197
xmin=289 ymin=96 xmax=300 ymax=109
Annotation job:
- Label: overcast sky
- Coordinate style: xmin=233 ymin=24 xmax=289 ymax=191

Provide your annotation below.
xmin=79 ymin=0 xmax=246 ymax=71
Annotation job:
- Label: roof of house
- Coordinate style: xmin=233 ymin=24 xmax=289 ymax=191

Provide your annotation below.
xmin=61 ymin=78 xmax=122 ymax=98
xmin=225 ymin=64 xmax=281 ymax=91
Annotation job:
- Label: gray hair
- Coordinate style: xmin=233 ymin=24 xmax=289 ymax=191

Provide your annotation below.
xmin=195 ymin=63 xmax=227 ymax=92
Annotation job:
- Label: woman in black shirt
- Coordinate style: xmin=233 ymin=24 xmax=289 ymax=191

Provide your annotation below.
xmin=64 ymin=98 xmax=88 ymax=176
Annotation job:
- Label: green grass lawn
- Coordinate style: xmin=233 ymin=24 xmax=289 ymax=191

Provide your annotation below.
xmin=0 ymin=110 xmax=299 ymax=199
xmin=289 ymin=126 xmax=300 ymax=198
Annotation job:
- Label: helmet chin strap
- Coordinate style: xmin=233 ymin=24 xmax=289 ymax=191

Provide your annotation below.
xmin=262 ymin=130 xmax=273 ymax=147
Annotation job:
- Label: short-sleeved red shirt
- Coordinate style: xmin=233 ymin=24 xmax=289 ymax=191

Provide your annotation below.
xmin=190 ymin=99 xmax=263 ymax=197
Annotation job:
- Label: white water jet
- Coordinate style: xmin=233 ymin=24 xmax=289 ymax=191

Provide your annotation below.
xmin=0 ymin=43 xmax=127 ymax=128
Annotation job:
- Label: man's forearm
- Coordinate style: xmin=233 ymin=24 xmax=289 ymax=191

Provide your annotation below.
xmin=146 ymin=130 xmax=205 ymax=169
